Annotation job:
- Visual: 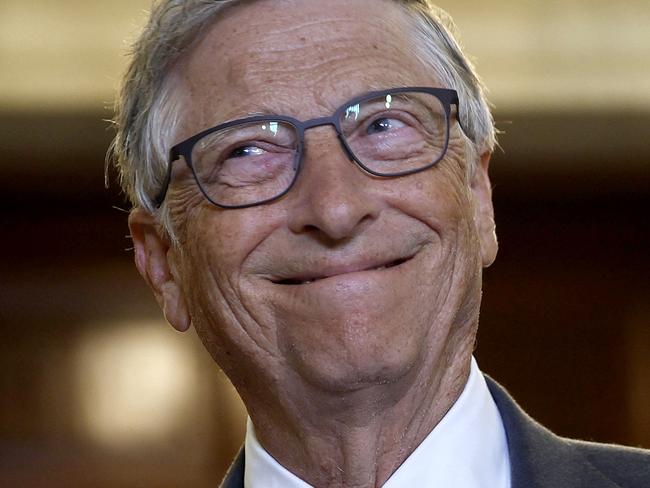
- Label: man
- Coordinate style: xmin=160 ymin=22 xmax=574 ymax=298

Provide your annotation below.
xmin=109 ymin=0 xmax=650 ymax=486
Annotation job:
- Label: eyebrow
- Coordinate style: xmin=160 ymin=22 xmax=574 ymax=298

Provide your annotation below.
xmin=206 ymin=109 xmax=276 ymax=128
xmin=208 ymin=83 xmax=435 ymax=127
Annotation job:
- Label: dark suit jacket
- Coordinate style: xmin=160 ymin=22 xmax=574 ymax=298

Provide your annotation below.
xmin=220 ymin=377 xmax=650 ymax=487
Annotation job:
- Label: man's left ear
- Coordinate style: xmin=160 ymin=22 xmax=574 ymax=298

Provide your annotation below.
xmin=470 ymin=151 xmax=498 ymax=267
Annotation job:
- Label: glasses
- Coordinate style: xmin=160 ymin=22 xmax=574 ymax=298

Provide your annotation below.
xmin=155 ymin=87 xmax=460 ymax=209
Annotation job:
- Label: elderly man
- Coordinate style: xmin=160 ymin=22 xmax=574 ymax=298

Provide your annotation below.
xmin=110 ymin=0 xmax=650 ymax=486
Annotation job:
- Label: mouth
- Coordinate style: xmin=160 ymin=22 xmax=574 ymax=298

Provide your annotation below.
xmin=272 ymin=256 xmax=412 ymax=286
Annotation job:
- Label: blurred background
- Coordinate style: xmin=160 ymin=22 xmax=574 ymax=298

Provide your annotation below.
xmin=1 ymin=1 xmax=648 ymax=486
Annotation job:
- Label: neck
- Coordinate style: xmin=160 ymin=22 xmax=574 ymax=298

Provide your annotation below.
xmin=246 ymin=339 xmax=474 ymax=488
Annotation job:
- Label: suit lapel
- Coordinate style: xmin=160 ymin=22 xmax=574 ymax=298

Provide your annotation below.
xmin=219 ymin=447 xmax=245 ymax=488
xmin=485 ymin=377 xmax=621 ymax=488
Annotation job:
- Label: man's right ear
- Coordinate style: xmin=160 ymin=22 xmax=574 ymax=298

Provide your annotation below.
xmin=128 ymin=208 xmax=191 ymax=332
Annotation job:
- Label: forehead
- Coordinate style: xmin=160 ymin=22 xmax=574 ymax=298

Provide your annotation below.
xmin=175 ymin=0 xmax=441 ymax=133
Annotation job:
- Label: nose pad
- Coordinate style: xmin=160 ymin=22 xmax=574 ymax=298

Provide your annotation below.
xmin=293 ymin=145 xmax=302 ymax=171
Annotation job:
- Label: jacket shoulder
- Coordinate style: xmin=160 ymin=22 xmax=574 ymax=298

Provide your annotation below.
xmin=485 ymin=375 xmax=650 ymax=488
xmin=569 ymin=439 xmax=650 ymax=487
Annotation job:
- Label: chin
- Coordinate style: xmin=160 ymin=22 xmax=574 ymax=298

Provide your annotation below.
xmin=280 ymin=324 xmax=425 ymax=395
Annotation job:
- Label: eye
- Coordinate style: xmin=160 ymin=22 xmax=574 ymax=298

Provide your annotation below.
xmin=228 ymin=145 xmax=265 ymax=159
xmin=366 ymin=117 xmax=406 ymax=135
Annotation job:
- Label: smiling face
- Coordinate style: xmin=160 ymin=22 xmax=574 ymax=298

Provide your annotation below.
xmin=133 ymin=0 xmax=497 ymax=403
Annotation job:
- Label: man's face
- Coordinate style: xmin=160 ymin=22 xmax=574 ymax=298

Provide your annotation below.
xmin=153 ymin=0 xmax=496 ymax=395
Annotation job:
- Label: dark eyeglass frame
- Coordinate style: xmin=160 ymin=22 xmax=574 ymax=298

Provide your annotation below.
xmin=155 ymin=86 xmax=461 ymax=209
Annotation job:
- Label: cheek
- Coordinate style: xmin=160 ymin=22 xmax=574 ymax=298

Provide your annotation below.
xmin=165 ymin=176 xmax=205 ymax=241
xmin=176 ymin=206 xmax=287 ymax=366
xmin=391 ymin=153 xmax=472 ymax=233
xmin=180 ymin=204 xmax=288 ymax=296
xmin=387 ymin=144 xmax=481 ymax=293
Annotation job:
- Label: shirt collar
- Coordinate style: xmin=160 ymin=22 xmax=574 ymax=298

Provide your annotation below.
xmin=244 ymin=357 xmax=511 ymax=488
xmin=245 ymin=418 xmax=312 ymax=488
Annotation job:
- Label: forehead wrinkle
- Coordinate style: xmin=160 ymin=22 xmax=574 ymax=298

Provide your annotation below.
xmin=176 ymin=0 xmax=444 ymax=138
xmin=223 ymin=0 xmax=407 ymax=45
xmin=224 ymin=38 xmax=414 ymax=93
xmin=221 ymin=52 xmax=433 ymax=119
xmin=241 ymin=16 xmax=407 ymax=53
xmin=207 ymin=2 xmax=418 ymax=77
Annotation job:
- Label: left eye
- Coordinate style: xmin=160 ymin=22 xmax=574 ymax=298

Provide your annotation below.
xmin=366 ymin=117 xmax=406 ymax=134
xmin=228 ymin=145 xmax=265 ymax=159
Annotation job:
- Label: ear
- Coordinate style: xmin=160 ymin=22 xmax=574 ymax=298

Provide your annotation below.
xmin=128 ymin=208 xmax=191 ymax=332
xmin=470 ymin=151 xmax=498 ymax=267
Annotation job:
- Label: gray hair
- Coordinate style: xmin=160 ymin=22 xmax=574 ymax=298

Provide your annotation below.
xmin=108 ymin=0 xmax=496 ymax=234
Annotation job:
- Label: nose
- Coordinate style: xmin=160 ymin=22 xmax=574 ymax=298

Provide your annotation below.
xmin=286 ymin=127 xmax=382 ymax=241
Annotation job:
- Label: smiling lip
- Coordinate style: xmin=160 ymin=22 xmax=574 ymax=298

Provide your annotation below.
xmin=271 ymin=256 xmax=413 ymax=286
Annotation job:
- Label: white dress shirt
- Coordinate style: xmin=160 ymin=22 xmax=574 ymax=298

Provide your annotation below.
xmin=244 ymin=357 xmax=511 ymax=487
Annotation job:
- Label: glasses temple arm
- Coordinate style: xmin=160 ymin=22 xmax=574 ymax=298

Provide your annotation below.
xmin=153 ymin=148 xmax=180 ymax=208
